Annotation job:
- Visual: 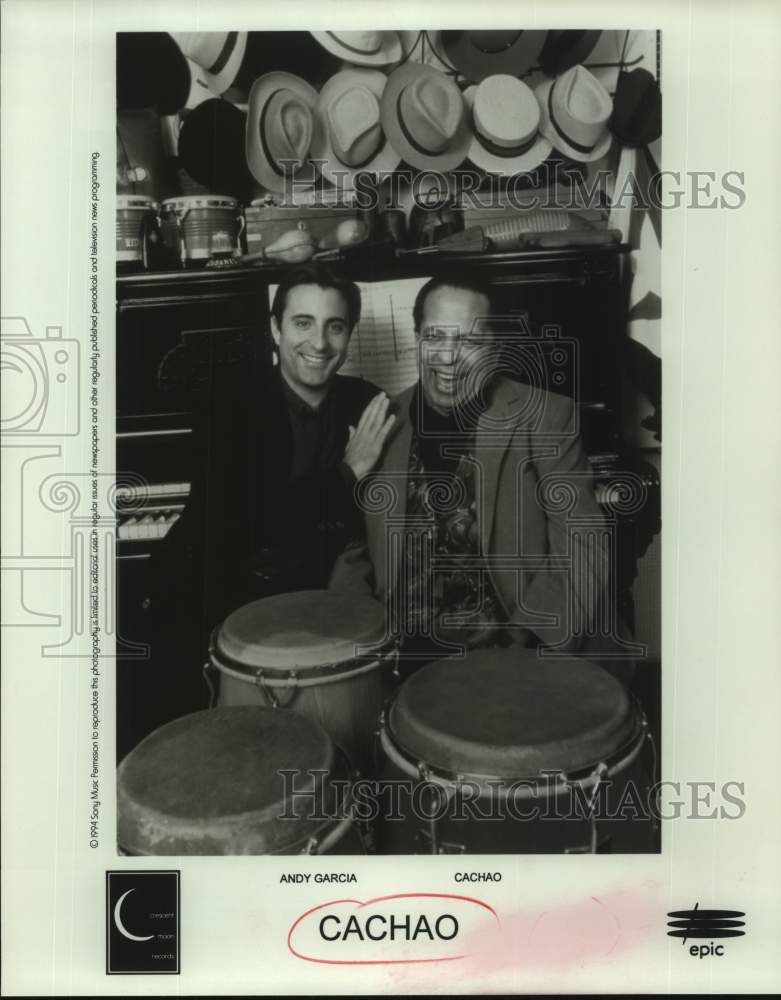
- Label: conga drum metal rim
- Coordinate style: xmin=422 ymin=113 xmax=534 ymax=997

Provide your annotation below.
xmin=117 ymin=195 xmax=158 ymax=209
xmin=117 ymin=706 xmax=357 ymax=855
xmin=381 ymin=648 xmax=648 ymax=795
xmin=160 ymin=195 xmax=239 ymax=211
xmin=211 ymin=590 xmax=397 ymax=687
xmin=379 ymin=709 xmax=647 ymax=797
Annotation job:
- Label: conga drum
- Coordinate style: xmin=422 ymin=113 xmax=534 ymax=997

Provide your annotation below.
xmin=159 ymin=195 xmax=244 ymax=265
xmin=116 ymin=195 xmax=157 ymax=271
xmin=210 ymin=591 xmax=396 ymax=776
xmin=117 ymin=707 xmax=362 ymax=855
xmin=378 ymin=648 xmax=656 ymax=855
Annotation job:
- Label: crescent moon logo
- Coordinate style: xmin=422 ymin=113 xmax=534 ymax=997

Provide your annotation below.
xmin=113 ymin=889 xmax=154 ymax=942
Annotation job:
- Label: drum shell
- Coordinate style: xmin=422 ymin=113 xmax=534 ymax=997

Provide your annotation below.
xmin=217 ymin=665 xmax=391 ymax=780
xmin=376 ymin=732 xmax=656 ymax=855
xmin=116 ymin=198 xmax=157 ymax=269
xmin=119 ymin=808 xmax=363 ymax=857
xmin=160 ymin=199 xmax=242 ymax=263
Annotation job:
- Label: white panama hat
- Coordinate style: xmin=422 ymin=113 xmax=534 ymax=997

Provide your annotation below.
xmin=535 ymin=64 xmax=613 ymax=163
xmin=464 ymin=75 xmax=552 ymax=175
xmin=311 ymin=69 xmax=401 ymax=188
xmin=171 ymin=32 xmax=248 ymax=96
xmin=311 ymin=31 xmax=402 ymax=67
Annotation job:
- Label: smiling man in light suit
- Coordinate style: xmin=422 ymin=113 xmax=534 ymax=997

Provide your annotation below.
xmin=330 ymin=272 xmax=622 ymax=672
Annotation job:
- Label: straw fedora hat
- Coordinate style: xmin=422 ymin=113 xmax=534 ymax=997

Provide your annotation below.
xmin=536 ymin=65 xmax=613 ymax=162
xmin=380 ymin=63 xmax=471 ymax=172
xmin=246 ymin=72 xmax=321 ymax=193
xmin=311 ymin=30 xmax=402 ymax=67
xmin=463 ymin=75 xmax=551 ymax=175
xmin=440 ymin=30 xmax=547 ymax=83
xmin=311 ymin=69 xmax=401 ymax=187
xmin=171 ymin=32 xmax=248 ymax=95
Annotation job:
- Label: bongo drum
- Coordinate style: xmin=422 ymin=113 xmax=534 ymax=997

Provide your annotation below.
xmin=377 ymin=648 xmax=655 ymax=854
xmin=116 ymin=195 xmax=157 ymax=270
xmin=117 ymin=707 xmax=362 ymax=855
xmin=210 ymin=591 xmax=396 ymax=776
xmin=159 ymin=195 xmax=244 ymax=265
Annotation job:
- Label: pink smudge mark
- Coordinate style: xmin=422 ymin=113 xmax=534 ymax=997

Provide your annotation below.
xmin=458 ymin=888 xmax=660 ymax=975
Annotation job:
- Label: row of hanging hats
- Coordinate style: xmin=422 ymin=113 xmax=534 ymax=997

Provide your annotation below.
xmin=117 ymin=30 xmax=605 ymax=103
xmin=118 ymin=30 xmax=619 ymax=199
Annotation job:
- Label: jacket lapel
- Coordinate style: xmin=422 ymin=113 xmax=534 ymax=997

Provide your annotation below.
xmin=366 ymin=385 xmax=414 ymax=597
xmin=475 ymin=380 xmax=525 ymax=553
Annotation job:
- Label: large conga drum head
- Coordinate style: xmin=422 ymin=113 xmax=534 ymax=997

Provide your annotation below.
xmin=380 ymin=648 xmax=653 ymax=855
xmin=217 ymin=590 xmax=387 ymax=670
xmin=117 ymin=707 xmax=359 ymax=855
xmin=389 ymin=648 xmax=636 ymax=780
xmin=213 ymin=591 xmax=394 ymax=777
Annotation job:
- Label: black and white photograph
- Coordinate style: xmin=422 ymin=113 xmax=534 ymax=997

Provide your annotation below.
xmin=115 ymin=27 xmax=663 ymax=857
xmin=5 ymin=0 xmax=781 ymax=993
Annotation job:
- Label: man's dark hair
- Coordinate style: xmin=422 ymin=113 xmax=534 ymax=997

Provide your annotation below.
xmin=412 ymin=272 xmax=496 ymax=332
xmin=270 ymin=263 xmax=362 ymax=330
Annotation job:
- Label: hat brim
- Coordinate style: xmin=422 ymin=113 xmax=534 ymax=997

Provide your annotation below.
xmin=380 ymin=62 xmax=472 ymax=173
xmin=200 ymin=32 xmax=248 ymax=95
xmin=439 ymin=30 xmax=548 ymax=83
xmin=246 ymin=71 xmax=321 ymax=193
xmin=462 ymin=85 xmax=552 ymax=175
xmin=311 ymin=31 xmax=402 ymax=67
xmin=172 ymin=32 xmax=248 ymax=95
xmin=535 ymin=78 xmax=613 ymax=163
xmin=311 ymin=69 xmax=401 ymax=187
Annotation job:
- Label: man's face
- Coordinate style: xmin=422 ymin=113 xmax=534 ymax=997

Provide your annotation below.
xmin=416 ymin=285 xmax=494 ymax=415
xmin=271 ymin=284 xmax=352 ymax=399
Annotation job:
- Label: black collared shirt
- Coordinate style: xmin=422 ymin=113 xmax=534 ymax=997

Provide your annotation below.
xmin=280 ymin=375 xmax=342 ymax=482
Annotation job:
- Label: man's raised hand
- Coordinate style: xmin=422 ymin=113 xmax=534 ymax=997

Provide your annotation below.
xmin=344 ymin=393 xmax=396 ymax=480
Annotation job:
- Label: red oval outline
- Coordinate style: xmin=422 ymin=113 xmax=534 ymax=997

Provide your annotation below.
xmin=287 ymin=892 xmax=501 ymax=965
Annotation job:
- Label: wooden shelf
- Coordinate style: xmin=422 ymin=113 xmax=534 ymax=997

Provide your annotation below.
xmin=117 ymin=243 xmax=631 ymax=303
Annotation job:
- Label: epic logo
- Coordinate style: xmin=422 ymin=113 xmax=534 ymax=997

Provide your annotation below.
xmin=667 ymin=904 xmax=746 ymax=958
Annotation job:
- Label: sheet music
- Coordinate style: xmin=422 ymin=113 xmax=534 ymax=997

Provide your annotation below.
xmin=338 ymin=277 xmax=426 ymax=397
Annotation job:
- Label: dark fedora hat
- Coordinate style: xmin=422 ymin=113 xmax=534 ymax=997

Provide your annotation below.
xmin=610 ymin=68 xmax=662 ymax=148
xmin=538 ymin=30 xmax=602 ymax=76
xmin=117 ymin=32 xmax=219 ymax=114
xmin=117 ymin=33 xmax=188 ymax=114
xmin=234 ymin=31 xmax=342 ymax=91
xmin=178 ymin=98 xmax=254 ymax=202
xmin=440 ymin=30 xmax=548 ymax=83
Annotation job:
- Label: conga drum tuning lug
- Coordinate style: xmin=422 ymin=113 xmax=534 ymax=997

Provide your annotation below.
xmin=302 ymin=836 xmax=319 ymax=855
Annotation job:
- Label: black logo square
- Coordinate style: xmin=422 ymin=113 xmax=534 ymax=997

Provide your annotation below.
xmin=106 ymin=871 xmax=180 ymax=974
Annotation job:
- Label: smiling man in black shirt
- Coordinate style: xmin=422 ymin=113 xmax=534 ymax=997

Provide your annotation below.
xmin=136 ymin=265 xmax=393 ymax=748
